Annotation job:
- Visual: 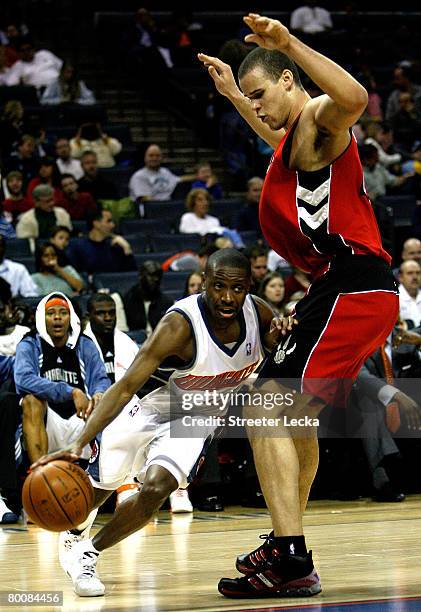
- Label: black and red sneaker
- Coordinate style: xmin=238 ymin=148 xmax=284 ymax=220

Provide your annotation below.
xmin=219 ymin=550 xmax=321 ymax=599
xmin=236 ymin=532 xmax=275 ymax=575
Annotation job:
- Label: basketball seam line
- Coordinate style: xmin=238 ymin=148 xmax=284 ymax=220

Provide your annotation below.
xmin=27 ymin=478 xmax=49 ymax=529
xmin=41 ymin=472 xmax=76 ymax=527
xmin=53 ymin=463 xmax=92 ymax=518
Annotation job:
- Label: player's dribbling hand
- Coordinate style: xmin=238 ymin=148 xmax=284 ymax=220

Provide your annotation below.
xmin=270 ymin=314 xmax=298 ymax=337
xmin=243 ymin=13 xmax=291 ymax=51
xmin=30 ymin=445 xmax=83 ymax=470
xmin=197 ymin=53 xmax=240 ymax=99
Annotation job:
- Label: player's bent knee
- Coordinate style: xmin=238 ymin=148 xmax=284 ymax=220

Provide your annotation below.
xmin=21 ymin=395 xmax=47 ymax=422
xmin=141 ymin=465 xmax=178 ymax=503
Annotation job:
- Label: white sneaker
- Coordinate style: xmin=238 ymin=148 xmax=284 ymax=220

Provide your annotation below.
xmin=68 ymin=542 xmax=105 ymax=597
xmin=59 ymin=525 xmax=91 ymax=576
xmin=169 ymin=488 xmax=193 ymax=513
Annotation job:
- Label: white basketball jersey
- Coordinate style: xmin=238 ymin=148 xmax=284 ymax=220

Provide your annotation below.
xmin=168 ymin=293 xmax=263 ymax=391
xmin=139 ymin=293 xmax=264 ymax=418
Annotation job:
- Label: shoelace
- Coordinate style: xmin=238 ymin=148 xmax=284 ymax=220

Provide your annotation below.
xmin=80 ymin=551 xmax=99 ymax=578
xmin=174 ymin=489 xmax=188 ymax=498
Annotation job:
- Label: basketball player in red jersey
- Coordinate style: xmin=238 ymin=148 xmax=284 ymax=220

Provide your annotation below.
xmin=199 ymin=14 xmax=400 ymax=598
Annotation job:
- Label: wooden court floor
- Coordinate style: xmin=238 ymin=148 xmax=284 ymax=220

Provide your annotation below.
xmin=2 ymin=496 xmax=421 ymax=611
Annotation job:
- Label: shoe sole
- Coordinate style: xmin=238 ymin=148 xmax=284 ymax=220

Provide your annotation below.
xmin=219 ymin=582 xmax=322 ymax=599
xmin=74 ymin=586 xmax=105 ymax=597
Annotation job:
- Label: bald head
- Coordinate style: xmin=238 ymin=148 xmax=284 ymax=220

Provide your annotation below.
xmin=399 ymin=259 xmax=421 ymax=297
xmin=402 ymin=238 xmax=421 ymax=264
xmin=247 ymin=177 xmax=264 ymax=205
xmin=144 ymin=144 xmax=163 ymax=170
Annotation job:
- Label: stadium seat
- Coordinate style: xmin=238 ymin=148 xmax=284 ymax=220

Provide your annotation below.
xmin=124 ymin=233 xmax=150 ymax=254
xmin=15 ymin=257 xmax=35 ymax=274
xmin=143 ymin=201 xmax=185 ymax=221
xmin=4 ymin=239 xmax=32 ymax=259
xmin=95 ymin=271 xmax=138 ymax=296
xmin=150 ymin=233 xmax=202 ymax=253
xmin=161 ymin=271 xmax=190 ymax=292
xmin=134 ymin=252 xmax=174 ymax=267
xmin=71 ymin=220 xmax=87 ymax=236
xmin=240 ymin=231 xmax=258 ymax=246
xmin=119 ymin=219 xmax=169 ymax=235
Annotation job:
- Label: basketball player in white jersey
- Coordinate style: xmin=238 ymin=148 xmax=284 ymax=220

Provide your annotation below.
xmin=32 ymin=248 xmax=295 ymax=597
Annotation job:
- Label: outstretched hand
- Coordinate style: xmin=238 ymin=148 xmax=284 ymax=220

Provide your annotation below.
xmin=197 ymin=53 xmax=240 ymax=99
xmin=243 ymin=13 xmax=291 ymax=51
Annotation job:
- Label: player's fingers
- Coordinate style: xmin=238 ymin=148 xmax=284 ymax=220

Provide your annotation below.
xmin=244 ymin=34 xmax=264 ymax=45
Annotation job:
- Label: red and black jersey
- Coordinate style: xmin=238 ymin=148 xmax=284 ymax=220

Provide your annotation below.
xmin=259 ymin=121 xmax=391 ymax=279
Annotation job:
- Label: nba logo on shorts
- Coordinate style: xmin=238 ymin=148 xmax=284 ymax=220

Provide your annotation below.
xmin=129 ymin=403 xmax=140 ymax=417
xmin=246 ymin=342 xmax=252 ymax=356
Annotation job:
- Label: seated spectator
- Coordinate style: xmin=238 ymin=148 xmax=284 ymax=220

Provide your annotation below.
xmin=0 ymin=353 xmax=20 ymax=524
xmin=2 ymin=171 xmax=33 ymax=222
xmin=27 ymin=157 xmax=65 ymax=206
xmin=129 ymin=144 xmax=193 ymax=207
xmin=191 ymin=162 xmax=223 ymax=200
xmin=16 ymin=184 xmax=72 ymax=239
xmin=0 ymin=100 xmax=25 ymax=161
xmin=14 ymin=292 xmax=110 ymax=462
xmin=243 ymin=245 xmax=268 ymax=294
xmin=66 ymin=209 xmax=136 ymax=274
xmin=83 ymin=292 xmax=140 ymax=507
xmin=364 ymin=122 xmax=402 ymax=168
xmin=290 ymin=1 xmax=333 ymax=35
xmin=179 ymin=188 xmax=222 ymax=236
xmin=0 ymin=235 xmax=38 ymax=297
xmin=5 ymin=135 xmax=39 ymax=187
xmin=398 ymin=260 xmax=421 ymax=328
xmin=385 ymin=64 xmax=421 ymax=122
xmin=0 ymin=202 xmax=15 ymax=238
xmin=31 ymin=243 xmax=83 ymax=297
xmin=236 ymin=176 xmax=264 ymax=234
xmin=0 ymin=278 xmax=30 ymax=356
xmin=41 ymin=61 xmax=96 ymax=106
xmin=4 ymin=37 xmax=62 ymax=90
xmin=54 ymin=138 xmax=83 ymax=180
xmin=78 ymin=151 xmax=118 ymax=201
xmin=49 ymin=225 xmax=71 ymax=266
xmin=182 ymin=271 xmax=202 ymax=298
xmin=123 ymin=260 xmax=173 ymax=333
xmin=70 ymin=123 xmax=122 ymax=169
xmin=60 ymin=174 xmax=97 ymax=220
xmin=359 ymin=144 xmax=413 ymax=202
xmin=390 ymin=93 xmax=421 ymax=155
xmin=258 ymin=272 xmax=286 ymax=316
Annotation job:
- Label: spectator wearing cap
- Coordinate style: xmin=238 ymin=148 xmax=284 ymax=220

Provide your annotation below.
xmin=16 ymin=184 xmax=72 ymax=240
xmin=0 ymin=235 xmax=38 ymax=297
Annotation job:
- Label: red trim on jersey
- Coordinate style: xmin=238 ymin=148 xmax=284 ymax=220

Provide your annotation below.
xmin=260 ymin=129 xmax=391 ymax=278
xmin=302 ymin=290 xmax=399 ymax=405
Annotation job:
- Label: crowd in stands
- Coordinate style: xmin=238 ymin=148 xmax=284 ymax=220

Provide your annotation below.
xmin=2 ymin=4 xmax=421 ymax=521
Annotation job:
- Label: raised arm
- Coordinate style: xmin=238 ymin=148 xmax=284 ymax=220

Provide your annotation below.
xmin=243 ymin=13 xmax=368 ymax=133
xmin=32 ymin=311 xmax=193 ymax=466
xmin=197 ymin=52 xmax=284 ymax=149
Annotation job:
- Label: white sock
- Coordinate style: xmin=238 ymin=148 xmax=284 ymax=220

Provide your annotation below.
xmin=74 ymin=508 xmax=98 ymax=533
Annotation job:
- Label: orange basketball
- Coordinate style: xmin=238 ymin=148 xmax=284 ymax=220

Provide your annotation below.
xmin=22 ymin=461 xmax=94 ymax=532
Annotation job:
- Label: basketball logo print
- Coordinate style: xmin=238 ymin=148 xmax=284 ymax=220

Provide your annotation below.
xmin=274 ymin=335 xmax=296 ymax=365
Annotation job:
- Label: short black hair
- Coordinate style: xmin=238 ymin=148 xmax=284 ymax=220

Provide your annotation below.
xmin=238 ymin=47 xmax=303 ymax=89
xmin=86 ymin=209 xmax=106 ymax=231
xmin=87 ymin=293 xmax=115 ymax=313
xmin=206 ymin=248 xmax=251 ymax=277
xmin=243 ymin=245 xmax=268 ymax=261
